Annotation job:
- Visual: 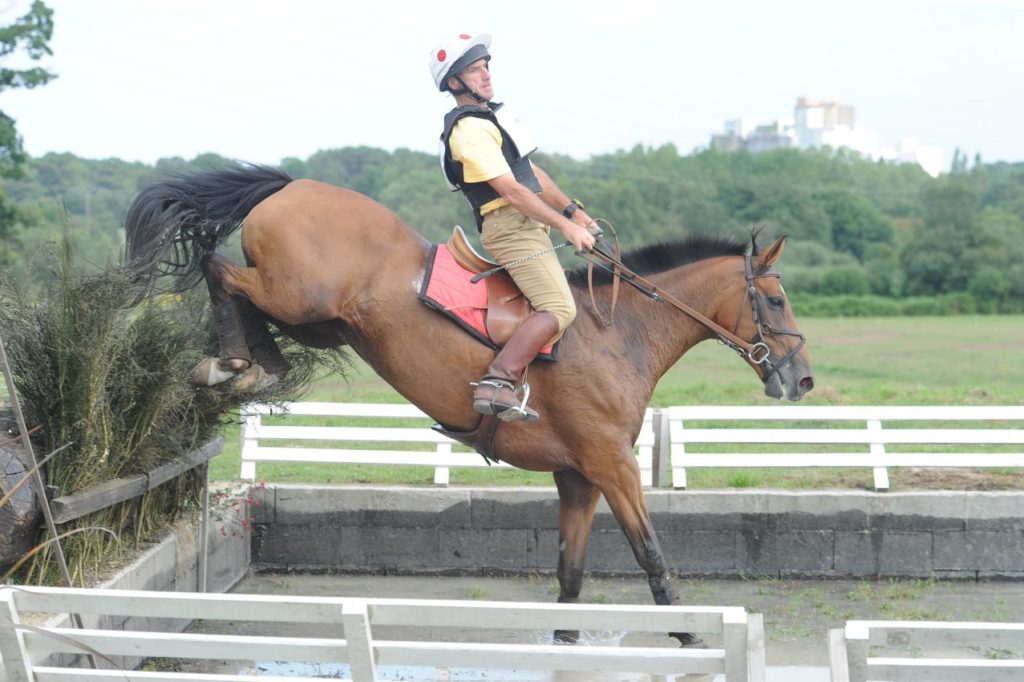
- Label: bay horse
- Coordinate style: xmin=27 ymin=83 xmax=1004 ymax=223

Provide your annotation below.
xmin=124 ymin=165 xmax=814 ymax=645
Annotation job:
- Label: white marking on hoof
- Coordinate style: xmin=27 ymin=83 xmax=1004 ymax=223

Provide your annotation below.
xmin=189 ymin=358 xmax=241 ymax=386
xmin=231 ymin=364 xmax=280 ymax=393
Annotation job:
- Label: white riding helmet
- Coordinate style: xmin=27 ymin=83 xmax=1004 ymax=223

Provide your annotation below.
xmin=429 ymin=33 xmax=491 ymax=92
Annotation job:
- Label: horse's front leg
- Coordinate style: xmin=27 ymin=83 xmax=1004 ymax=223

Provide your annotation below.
xmin=552 ymin=468 xmax=601 ymax=644
xmin=585 ymin=451 xmax=704 ymax=648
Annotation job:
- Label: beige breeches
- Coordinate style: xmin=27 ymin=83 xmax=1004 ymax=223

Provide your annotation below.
xmin=481 ymin=205 xmax=576 ymax=334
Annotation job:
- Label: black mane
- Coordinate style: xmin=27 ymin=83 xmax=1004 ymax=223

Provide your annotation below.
xmin=566 ymin=234 xmax=748 ymax=288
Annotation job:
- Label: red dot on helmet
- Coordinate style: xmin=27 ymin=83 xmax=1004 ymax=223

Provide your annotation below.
xmin=437 ymin=49 xmax=446 ymax=61
xmin=459 ymin=33 xmax=471 ymax=39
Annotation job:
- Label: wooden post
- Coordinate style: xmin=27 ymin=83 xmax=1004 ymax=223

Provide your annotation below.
xmin=722 ymin=607 xmax=749 ymax=681
xmin=239 ymin=408 xmax=259 ymax=481
xmin=651 ymin=408 xmax=671 ymax=488
xmin=844 ymin=621 xmax=870 ymax=682
xmin=342 ymin=600 xmax=377 ymax=682
xmin=747 ymin=612 xmax=766 ymax=682
xmin=0 ymin=589 xmax=33 ymax=682
xmin=867 ymin=420 xmax=890 ymax=492
xmin=433 ymin=443 xmax=451 ymax=486
xmin=199 ymin=464 xmax=210 ymax=593
xmin=828 ymin=628 xmax=851 ymax=682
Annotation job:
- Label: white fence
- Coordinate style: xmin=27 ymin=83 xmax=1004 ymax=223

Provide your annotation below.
xmin=829 ymin=620 xmax=1024 ymax=681
xmin=240 ymin=402 xmax=655 ymax=486
xmin=0 ymin=585 xmax=764 ymax=681
xmin=240 ymin=403 xmax=1024 ymax=491
xmin=666 ymin=405 xmax=1024 ymax=491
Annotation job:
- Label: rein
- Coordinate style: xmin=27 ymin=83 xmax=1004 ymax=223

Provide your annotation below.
xmin=579 ymin=234 xmax=806 ymax=379
xmin=466 ymin=219 xmax=806 ymax=381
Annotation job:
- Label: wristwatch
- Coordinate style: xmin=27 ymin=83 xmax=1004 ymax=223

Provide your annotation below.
xmin=562 ymin=198 xmax=584 ymax=219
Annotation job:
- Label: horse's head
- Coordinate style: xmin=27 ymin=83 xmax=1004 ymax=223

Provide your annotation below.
xmin=732 ymin=235 xmax=814 ymax=401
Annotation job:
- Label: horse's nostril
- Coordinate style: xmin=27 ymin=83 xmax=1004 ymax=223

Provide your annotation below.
xmin=799 ymin=377 xmax=814 ymax=392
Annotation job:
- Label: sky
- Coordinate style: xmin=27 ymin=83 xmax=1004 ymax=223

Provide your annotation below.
xmin=1 ymin=0 xmax=1022 ymax=169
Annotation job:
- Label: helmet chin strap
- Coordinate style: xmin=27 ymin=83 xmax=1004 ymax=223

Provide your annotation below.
xmin=451 ymin=75 xmax=488 ymax=103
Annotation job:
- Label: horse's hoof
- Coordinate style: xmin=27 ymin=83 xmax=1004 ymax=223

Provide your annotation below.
xmin=190 ymin=358 xmax=244 ymax=386
xmin=672 ymin=631 xmax=707 ymax=648
xmin=231 ymin=364 xmax=280 ymax=393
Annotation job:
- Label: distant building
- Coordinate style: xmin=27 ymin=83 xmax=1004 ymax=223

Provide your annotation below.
xmin=891 ymin=138 xmax=945 ymax=178
xmin=745 ymin=118 xmax=796 ymax=153
xmin=711 ymin=97 xmax=944 ymax=176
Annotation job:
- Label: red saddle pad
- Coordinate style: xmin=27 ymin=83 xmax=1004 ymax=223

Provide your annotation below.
xmin=418 ymin=244 xmax=556 ymax=359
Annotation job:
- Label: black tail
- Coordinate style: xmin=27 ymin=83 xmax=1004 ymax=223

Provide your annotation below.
xmin=123 ymin=164 xmax=293 ymax=295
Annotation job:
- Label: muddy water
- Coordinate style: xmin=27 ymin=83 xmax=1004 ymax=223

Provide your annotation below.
xmin=180 ymin=572 xmax=1024 ymax=681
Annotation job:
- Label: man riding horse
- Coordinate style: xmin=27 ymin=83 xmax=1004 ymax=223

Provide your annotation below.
xmin=431 ymin=33 xmax=601 ymax=423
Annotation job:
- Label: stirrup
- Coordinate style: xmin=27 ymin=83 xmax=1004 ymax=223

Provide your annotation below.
xmin=471 ymin=378 xmax=538 ymax=422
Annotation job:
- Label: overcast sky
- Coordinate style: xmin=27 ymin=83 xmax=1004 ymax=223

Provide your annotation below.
xmin=1 ymin=0 xmax=1021 ymax=169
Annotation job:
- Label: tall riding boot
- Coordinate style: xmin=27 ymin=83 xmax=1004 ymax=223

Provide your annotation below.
xmin=473 ymin=311 xmax=560 ymax=422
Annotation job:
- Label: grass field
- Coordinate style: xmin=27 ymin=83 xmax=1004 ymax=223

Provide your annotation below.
xmin=208 ymin=315 xmax=1024 ymax=489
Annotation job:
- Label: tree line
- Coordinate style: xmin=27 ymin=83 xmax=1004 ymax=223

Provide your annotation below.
xmin=1 ymin=144 xmax=1023 ymax=314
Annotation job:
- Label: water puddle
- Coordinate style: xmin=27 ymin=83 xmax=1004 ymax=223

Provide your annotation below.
xmin=246 ymin=660 xmax=828 ymax=681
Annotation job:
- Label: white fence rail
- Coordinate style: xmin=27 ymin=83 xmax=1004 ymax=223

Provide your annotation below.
xmin=829 ymin=619 xmax=1024 ymax=681
xmin=0 ymin=585 xmax=764 ymax=681
xmin=239 ymin=403 xmax=1024 ymax=492
xmin=666 ymin=405 xmax=1024 ymax=491
xmin=240 ymin=402 xmax=655 ymax=486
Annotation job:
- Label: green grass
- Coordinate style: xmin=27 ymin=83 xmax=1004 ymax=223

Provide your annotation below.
xmin=209 ymin=315 xmax=1024 ymax=488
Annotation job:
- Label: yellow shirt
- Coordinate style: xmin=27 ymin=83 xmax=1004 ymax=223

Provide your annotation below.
xmin=448 ymin=116 xmax=512 ymax=215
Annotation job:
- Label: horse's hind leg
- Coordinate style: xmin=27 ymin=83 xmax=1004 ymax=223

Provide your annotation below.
xmin=230 ymin=299 xmax=291 ymax=392
xmin=552 ymin=469 xmax=601 ymax=644
xmin=587 ymin=452 xmax=704 ymax=648
xmin=189 ymin=253 xmax=253 ymax=387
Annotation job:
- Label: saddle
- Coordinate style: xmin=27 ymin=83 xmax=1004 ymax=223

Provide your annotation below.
xmin=419 ymin=226 xmax=556 ymax=359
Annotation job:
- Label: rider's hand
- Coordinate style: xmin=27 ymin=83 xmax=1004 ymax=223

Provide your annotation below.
xmin=568 ymin=222 xmax=596 ymax=252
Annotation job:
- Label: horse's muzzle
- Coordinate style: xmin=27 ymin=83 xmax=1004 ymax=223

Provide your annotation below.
xmin=764 ymin=367 xmax=814 ymax=401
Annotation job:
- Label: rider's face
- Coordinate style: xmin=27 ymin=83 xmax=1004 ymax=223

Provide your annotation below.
xmin=452 ymin=58 xmax=493 ymax=101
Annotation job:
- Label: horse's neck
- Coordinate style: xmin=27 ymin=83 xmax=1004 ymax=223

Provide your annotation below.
xmin=628 ymin=257 xmax=743 ymax=381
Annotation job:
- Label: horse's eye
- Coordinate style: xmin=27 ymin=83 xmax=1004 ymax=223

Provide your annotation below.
xmin=767 ymin=296 xmax=785 ymax=308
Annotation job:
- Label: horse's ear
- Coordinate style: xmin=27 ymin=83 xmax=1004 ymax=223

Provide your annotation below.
xmin=754 ymin=234 xmax=788 ymax=269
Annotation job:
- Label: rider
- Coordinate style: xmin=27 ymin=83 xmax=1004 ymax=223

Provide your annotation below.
xmin=430 ymin=32 xmax=599 ymax=423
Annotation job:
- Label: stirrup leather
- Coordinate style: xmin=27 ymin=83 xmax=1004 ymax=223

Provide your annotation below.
xmin=471 ymin=377 xmax=535 ymax=421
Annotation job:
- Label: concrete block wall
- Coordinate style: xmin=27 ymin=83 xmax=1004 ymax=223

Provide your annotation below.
xmin=251 ymin=485 xmax=1024 ymax=580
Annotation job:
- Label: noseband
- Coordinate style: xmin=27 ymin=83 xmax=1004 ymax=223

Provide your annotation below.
xmin=733 ymin=255 xmax=807 ymax=386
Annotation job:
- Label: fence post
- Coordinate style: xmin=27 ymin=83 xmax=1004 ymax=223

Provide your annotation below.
xmin=747 ymin=611 xmax=766 ymax=682
xmin=844 ymin=621 xmax=870 ymax=682
xmin=433 ymin=443 xmax=451 ymax=487
xmin=867 ymin=420 xmax=890 ymax=492
xmin=240 ymin=407 xmax=259 ymax=481
xmin=0 ymin=589 xmax=33 ymax=682
xmin=342 ymin=600 xmax=377 ymax=682
xmin=652 ymin=408 xmax=671 ymax=488
xmin=722 ymin=607 xmax=749 ymax=681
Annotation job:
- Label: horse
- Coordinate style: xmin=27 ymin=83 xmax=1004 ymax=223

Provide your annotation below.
xmin=123 ymin=164 xmax=814 ymax=645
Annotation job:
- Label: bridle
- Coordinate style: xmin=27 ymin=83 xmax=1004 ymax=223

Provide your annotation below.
xmin=579 ymin=234 xmax=806 ymax=386
xmin=731 ymin=253 xmax=807 ymax=386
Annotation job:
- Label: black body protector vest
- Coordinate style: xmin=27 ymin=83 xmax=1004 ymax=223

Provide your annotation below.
xmin=439 ymin=102 xmax=541 ymax=230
